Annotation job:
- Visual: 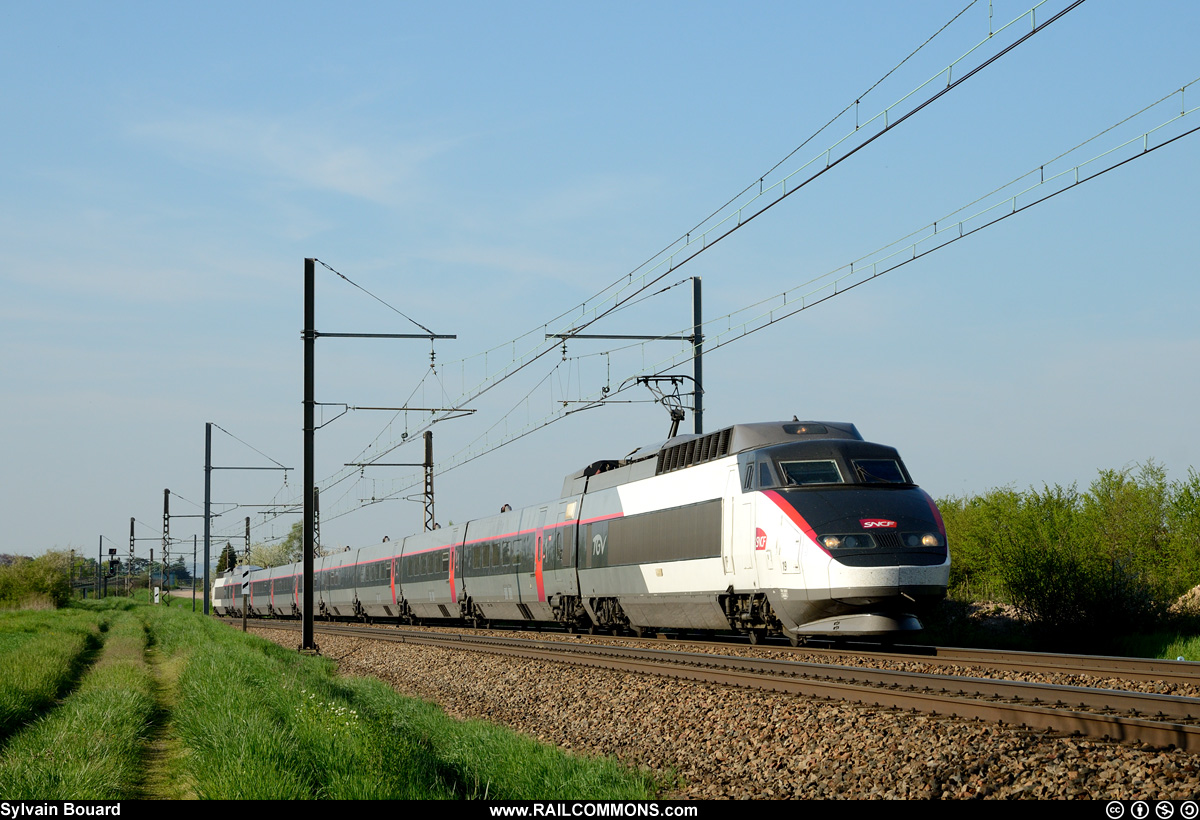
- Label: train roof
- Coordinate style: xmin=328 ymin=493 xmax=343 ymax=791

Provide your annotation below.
xmin=562 ymin=420 xmax=863 ymax=495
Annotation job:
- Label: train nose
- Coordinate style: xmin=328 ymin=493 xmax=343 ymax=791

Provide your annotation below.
xmin=825 ymin=562 xmax=949 ymax=606
xmin=827 ymin=564 xmax=902 ymax=603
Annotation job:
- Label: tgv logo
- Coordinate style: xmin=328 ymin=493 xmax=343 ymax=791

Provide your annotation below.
xmin=860 ymin=519 xmax=897 ymax=528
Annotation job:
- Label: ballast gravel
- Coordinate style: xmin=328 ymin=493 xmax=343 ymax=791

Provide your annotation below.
xmin=250 ymin=627 xmax=1200 ymax=800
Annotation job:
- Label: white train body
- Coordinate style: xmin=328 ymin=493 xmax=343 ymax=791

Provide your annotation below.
xmin=217 ymin=421 xmax=950 ymax=641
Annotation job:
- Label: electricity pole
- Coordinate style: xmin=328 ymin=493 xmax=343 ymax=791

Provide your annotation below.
xmin=548 ymin=276 xmax=704 ymax=434
xmin=302 ymin=257 xmax=456 ymax=652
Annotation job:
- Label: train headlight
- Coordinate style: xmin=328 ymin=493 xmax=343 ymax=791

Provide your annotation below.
xmin=921 ymin=533 xmax=943 ymax=547
xmin=904 ymin=533 xmax=944 ymax=547
xmin=819 ymin=534 xmax=875 ymax=550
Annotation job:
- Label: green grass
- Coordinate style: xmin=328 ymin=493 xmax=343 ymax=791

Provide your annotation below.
xmin=1111 ymin=629 xmax=1200 ymax=662
xmin=0 ymin=591 xmax=1193 ymax=799
xmin=0 ymin=604 xmax=155 ymax=798
xmin=141 ymin=603 xmax=661 ymax=800
xmin=333 ymin=675 xmax=658 ymax=800
xmin=0 ymin=608 xmax=104 ymax=740
xmin=915 ymin=596 xmax=1200 ymax=659
xmin=1 ymin=600 xmax=655 ymax=799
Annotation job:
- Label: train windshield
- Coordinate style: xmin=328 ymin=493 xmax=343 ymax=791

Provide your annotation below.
xmin=851 ymin=459 xmax=907 ymax=484
xmin=779 ymin=460 xmax=843 ymax=485
xmin=763 ymin=444 xmax=914 ymax=489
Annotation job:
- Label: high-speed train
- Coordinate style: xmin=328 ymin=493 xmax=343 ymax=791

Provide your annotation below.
xmin=213 ymin=420 xmax=950 ymax=644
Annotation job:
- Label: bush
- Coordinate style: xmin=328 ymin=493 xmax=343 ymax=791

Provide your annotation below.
xmin=939 ymin=461 xmax=1200 ymax=642
xmin=0 ymin=551 xmax=72 ymax=609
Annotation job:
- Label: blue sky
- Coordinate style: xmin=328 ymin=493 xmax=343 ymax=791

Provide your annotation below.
xmin=2 ymin=1 xmax=1197 ymax=559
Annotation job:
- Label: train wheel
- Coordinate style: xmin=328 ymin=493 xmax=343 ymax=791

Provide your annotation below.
xmin=748 ymin=629 xmax=765 ymax=645
xmin=788 ymin=633 xmax=801 ymax=647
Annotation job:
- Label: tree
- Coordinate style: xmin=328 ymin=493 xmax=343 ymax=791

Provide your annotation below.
xmin=168 ymin=556 xmax=192 ymax=585
xmin=245 ymin=522 xmax=305 ymax=568
xmin=216 ymin=542 xmax=237 ymax=574
xmin=279 ymin=521 xmax=303 ymax=561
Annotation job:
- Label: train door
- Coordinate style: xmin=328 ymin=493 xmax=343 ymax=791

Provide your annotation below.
xmin=725 ymin=466 xmax=757 ymax=588
xmin=524 ymin=506 xmax=548 ymax=603
xmin=722 ymin=469 xmax=739 ymax=578
xmin=738 ymin=499 xmax=755 ymax=582
xmin=750 ymin=495 xmax=773 ymax=590
xmin=455 ymin=543 xmax=467 ymax=611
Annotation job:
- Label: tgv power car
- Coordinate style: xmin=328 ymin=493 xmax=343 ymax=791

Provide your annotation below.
xmin=217 ymin=421 xmax=950 ymax=644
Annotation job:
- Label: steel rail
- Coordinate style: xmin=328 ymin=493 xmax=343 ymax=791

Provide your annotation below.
xmin=770 ymin=641 xmax=1200 ymax=686
xmin=545 ymin=643 xmax=1200 ymax=722
xmin=383 ymin=630 xmax=1200 ymax=720
xmin=242 ymin=620 xmax=1200 ymax=752
xmin=230 ymin=616 xmax=1200 ymax=683
xmin=893 ymin=645 xmax=1200 ymax=682
xmin=548 ymin=630 xmax=1200 ymax=686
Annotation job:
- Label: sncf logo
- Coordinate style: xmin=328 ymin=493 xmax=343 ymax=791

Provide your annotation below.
xmin=860 ymin=519 xmax=897 ymax=529
xmin=754 ymin=528 xmax=768 ymax=550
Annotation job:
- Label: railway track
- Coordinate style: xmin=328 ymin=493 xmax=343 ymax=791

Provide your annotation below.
xmin=782 ymin=640 xmax=1200 ymax=685
xmin=236 ymin=619 xmax=1200 ymax=753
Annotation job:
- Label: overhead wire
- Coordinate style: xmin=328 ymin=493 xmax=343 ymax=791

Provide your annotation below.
xmin=210 ymin=423 xmax=289 ymax=470
xmin=367 ymin=76 xmax=1200 ymax=491
xmin=656 ymin=0 xmax=982 ymax=266
xmin=563 ymin=76 xmax=1200 ymax=373
xmin=314 ymin=258 xmax=439 ymax=336
xmin=274 ymin=0 xmax=1088 ymax=525
xmin=312 ymin=0 xmax=1071 ymax=512
xmin=323 ymin=360 xmax=567 ymax=522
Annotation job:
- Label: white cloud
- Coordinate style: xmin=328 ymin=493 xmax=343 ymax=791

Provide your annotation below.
xmin=422 ymin=244 xmax=609 ymax=283
xmin=128 ymin=111 xmax=452 ymax=205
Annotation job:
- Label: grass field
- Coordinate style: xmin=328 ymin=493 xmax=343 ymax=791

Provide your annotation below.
xmin=2 ymin=590 xmax=1194 ymax=800
xmin=0 ymin=598 xmax=661 ymax=800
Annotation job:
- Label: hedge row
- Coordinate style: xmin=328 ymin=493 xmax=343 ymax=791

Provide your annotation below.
xmin=939 ymin=461 xmax=1200 ymax=635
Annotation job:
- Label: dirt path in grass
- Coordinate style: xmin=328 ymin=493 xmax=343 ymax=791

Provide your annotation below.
xmin=136 ymin=649 xmax=196 ymax=800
